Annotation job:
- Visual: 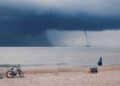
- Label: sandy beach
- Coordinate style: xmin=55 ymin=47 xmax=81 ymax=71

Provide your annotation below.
xmin=0 ymin=66 xmax=120 ymax=86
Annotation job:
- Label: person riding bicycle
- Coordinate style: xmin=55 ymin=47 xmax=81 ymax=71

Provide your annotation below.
xmin=10 ymin=66 xmax=18 ymax=75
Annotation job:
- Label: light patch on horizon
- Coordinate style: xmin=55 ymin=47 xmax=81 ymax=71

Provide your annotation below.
xmin=88 ymin=30 xmax=120 ymax=48
xmin=46 ymin=30 xmax=120 ymax=48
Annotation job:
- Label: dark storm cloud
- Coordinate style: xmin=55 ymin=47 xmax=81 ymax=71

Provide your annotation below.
xmin=1 ymin=0 xmax=120 ymax=16
xmin=0 ymin=0 xmax=120 ymax=46
xmin=0 ymin=9 xmax=120 ymax=31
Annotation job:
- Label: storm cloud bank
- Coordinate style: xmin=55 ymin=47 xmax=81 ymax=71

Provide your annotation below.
xmin=0 ymin=0 xmax=120 ymax=46
xmin=1 ymin=0 xmax=120 ymax=16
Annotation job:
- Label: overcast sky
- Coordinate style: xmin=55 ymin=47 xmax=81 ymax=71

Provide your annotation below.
xmin=1 ymin=0 xmax=120 ymax=16
xmin=0 ymin=0 xmax=120 ymax=46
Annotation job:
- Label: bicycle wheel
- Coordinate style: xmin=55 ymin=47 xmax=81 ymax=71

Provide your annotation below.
xmin=6 ymin=71 xmax=14 ymax=78
xmin=19 ymin=71 xmax=24 ymax=78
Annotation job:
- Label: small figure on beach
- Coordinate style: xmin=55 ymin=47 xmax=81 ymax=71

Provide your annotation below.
xmin=97 ymin=56 xmax=103 ymax=66
xmin=11 ymin=65 xmax=17 ymax=74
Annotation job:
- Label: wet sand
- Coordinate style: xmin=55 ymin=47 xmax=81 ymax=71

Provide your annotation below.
xmin=0 ymin=66 xmax=120 ymax=86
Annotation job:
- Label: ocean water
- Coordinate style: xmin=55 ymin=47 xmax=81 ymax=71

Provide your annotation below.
xmin=0 ymin=47 xmax=120 ymax=67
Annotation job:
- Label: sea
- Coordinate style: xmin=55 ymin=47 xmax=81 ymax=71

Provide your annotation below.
xmin=0 ymin=47 xmax=119 ymax=68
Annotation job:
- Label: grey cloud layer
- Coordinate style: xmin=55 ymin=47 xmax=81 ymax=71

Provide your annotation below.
xmin=1 ymin=0 xmax=120 ymax=16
